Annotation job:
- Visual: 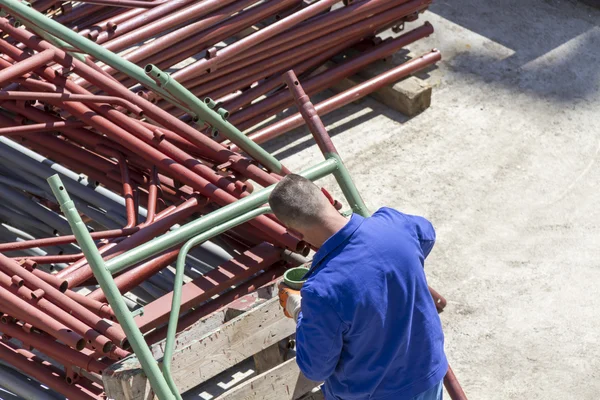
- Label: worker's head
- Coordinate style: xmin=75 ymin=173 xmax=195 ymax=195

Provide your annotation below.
xmin=269 ymin=174 xmax=346 ymax=247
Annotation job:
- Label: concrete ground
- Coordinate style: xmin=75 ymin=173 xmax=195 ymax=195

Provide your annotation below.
xmin=260 ymin=1 xmax=600 ymax=399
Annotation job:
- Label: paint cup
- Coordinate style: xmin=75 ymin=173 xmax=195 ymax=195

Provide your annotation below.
xmin=283 ymin=266 xmax=310 ymax=290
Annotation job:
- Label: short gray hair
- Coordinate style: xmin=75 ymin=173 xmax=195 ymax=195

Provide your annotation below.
xmin=268 ymin=174 xmax=327 ymax=229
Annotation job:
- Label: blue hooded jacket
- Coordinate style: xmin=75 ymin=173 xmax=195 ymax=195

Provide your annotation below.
xmin=296 ymin=207 xmax=447 ymax=400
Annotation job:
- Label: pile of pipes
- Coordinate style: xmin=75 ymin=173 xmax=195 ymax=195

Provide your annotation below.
xmin=0 ymin=0 xmax=441 ymax=398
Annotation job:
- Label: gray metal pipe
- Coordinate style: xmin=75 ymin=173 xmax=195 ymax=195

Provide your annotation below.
xmin=0 ymin=137 xmax=148 ymax=219
xmin=0 ymin=183 xmax=74 ymax=235
xmin=0 ymin=364 xmax=62 ymax=400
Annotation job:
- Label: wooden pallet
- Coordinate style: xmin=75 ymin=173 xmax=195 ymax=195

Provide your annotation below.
xmin=322 ymin=47 xmax=434 ymax=117
xmin=103 ymin=280 xmax=321 ymax=400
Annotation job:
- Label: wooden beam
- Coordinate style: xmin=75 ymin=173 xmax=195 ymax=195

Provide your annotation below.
xmin=214 ymin=358 xmax=320 ymax=400
xmin=103 ymin=285 xmax=295 ymax=399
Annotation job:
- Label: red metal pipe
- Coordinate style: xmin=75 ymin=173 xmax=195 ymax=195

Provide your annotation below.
xmin=93 ymin=0 xmax=196 ymax=44
xmin=232 ymin=50 xmax=441 ymax=150
xmin=145 ymin=166 xmax=158 ymax=223
xmin=144 ymin=263 xmax=287 ymax=345
xmin=102 ymin=0 xmax=243 ymax=52
xmin=171 ymin=0 xmax=340 ymax=81
xmin=0 ymin=91 xmax=143 ymax=117
xmin=0 ymin=120 xmax=87 ymax=136
xmin=1 ymin=21 xmax=284 ymax=191
xmin=0 ymin=319 xmax=108 ymax=373
xmin=135 ymin=243 xmax=283 ymax=332
xmin=16 ymin=254 xmax=85 ymax=264
xmin=88 ymin=247 xmax=180 ymax=302
xmin=0 ymin=340 xmax=101 ymax=400
xmin=102 ymin=0 xmax=270 ymax=83
xmin=0 ymin=278 xmax=86 ymax=350
xmin=0 ymin=49 xmax=54 ymax=86
xmin=233 ymin=0 xmax=420 ymax=65
xmin=229 ymin=23 xmax=435 ymax=127
xmin=283 ymin=69 xmax=338 ymax=155
xmin=0 ymin=269 xmax=113 ymax=353
xmin=0 ymin=228 xmax=139 ymax=252
xmin=65 ymin=290 xmax=116 ymax=321
xmin=73 ymin=0 xmax=165 ymax=9
xmin=0 ymin=254 xmax=128 ymax=346
xmin=96 ymin=145 xmax=136 ymax=228
xmin=57 ymin=195 xmax=203 ymax=288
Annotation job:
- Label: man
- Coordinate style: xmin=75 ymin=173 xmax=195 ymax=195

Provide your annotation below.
xmin=269 ymin=174 xmax=447 ymax=400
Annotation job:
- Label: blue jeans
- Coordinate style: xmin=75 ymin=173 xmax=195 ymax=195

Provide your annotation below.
xmin=411 ymin=381 xmax=443 ymax=400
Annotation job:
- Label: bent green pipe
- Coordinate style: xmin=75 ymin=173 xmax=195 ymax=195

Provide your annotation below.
xmin=105 ymin=158 xmax=339 ymax=275
xmin=163 ymin=207 xmax=272 ymax=398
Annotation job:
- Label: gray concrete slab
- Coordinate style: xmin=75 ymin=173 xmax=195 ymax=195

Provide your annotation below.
xmin=258 ymin=1 xmax=600 ymax=399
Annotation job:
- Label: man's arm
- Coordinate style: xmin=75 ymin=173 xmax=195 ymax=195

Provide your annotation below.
xmin=295 ymin=287 xmax=345 ymax=382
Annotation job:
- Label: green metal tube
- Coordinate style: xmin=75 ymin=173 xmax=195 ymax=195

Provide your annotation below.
xmin=328 ymin=153 xmax=370 ymax=217
xmin=47 ymin=175 xmax=176 ymax=400
xmin=0 ymin=0 xmax=283 ymax=174
xmin=163 ymin=207 xmax=271 ymax=398
xmin=106 ymin=158 xmax=338 ymax=274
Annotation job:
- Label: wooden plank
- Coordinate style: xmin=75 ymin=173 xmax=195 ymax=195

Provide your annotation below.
xmin=103 ymin=284 xmax=294 ymax=399
xmin=169 ymin=297 xmax=295 ymax=393
xmin=214 ymin=358 xmax=320 ymax=400
xmin=253 ymin=343 xmax=283 ymax=374
xmin=324 ymin=51 xmax=434 ymax=117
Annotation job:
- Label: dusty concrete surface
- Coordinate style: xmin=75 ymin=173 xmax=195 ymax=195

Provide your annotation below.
xmin=257 ymin=1 xmax=600 ymax=399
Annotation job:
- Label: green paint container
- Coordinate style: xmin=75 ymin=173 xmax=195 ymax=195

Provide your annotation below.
xmin=283 ymin=266 xmax=310 ymax=290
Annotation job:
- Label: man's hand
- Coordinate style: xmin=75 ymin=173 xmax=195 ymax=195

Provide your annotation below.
xmin=278 ymin=284 xmax=302 ymax=321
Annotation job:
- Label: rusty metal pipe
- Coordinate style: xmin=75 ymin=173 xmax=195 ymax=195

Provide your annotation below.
xmin=0 ymin=269 xmax=113 ymax=353
xmin=0 ymin=91 xmax=143 ymax=117
xmin=146 ymin=166 xmax=158 ymax=223
xmin=0 ymin=21 xmax=282 ymax=188
xmin=179 ymin=0 xmax=427 ymax=87
xmin=88 ymin=247 xmax=180 ymax=302
xmin=229 ymin=23 xmax=434 ymax=127
xmin=102 ymin=0 xmax=242 ymax=52
xmin=171 ymin=0 xmax=340 ymax=81
xmin=0 ymin=281 xmax=86 ymax=350
xmin=0 ymin=120 xmax=87 ymax=136
xmin=144 ymin=263 xmax=286 ymax=344
xmin=230 ymin=49 xmax=442 ymax=150
xmin=57 ymin=195 xmax=203 ymax=288
xmin=73 ymin=0 xmax=166 ymax=9
xmin=0 ymin=49 xmax=54 ymax=86
xmin=0 ymin=254 xmax=128 ymax=346
xmin=97 ymin=145 xmax=136 ymax=228
xmin=111 ymin=0 xmax=261 ymax=76
xmin=92 ymin=0 xmax=196 ymax=44
xmin=0 ymin=340 xmax=101 ymax=400
xmin=234 ymin=0 xmax=421 ymax=64
xmin=135 ymin=243 xmax=283 ymax=332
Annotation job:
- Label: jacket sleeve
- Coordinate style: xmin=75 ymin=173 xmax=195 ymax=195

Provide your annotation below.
xmin=295 ymin=287 xmax=345 ymax=382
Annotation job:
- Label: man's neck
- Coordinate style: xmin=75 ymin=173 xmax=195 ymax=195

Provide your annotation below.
xmin=311 ymin=214 xmax=350 ymax=248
